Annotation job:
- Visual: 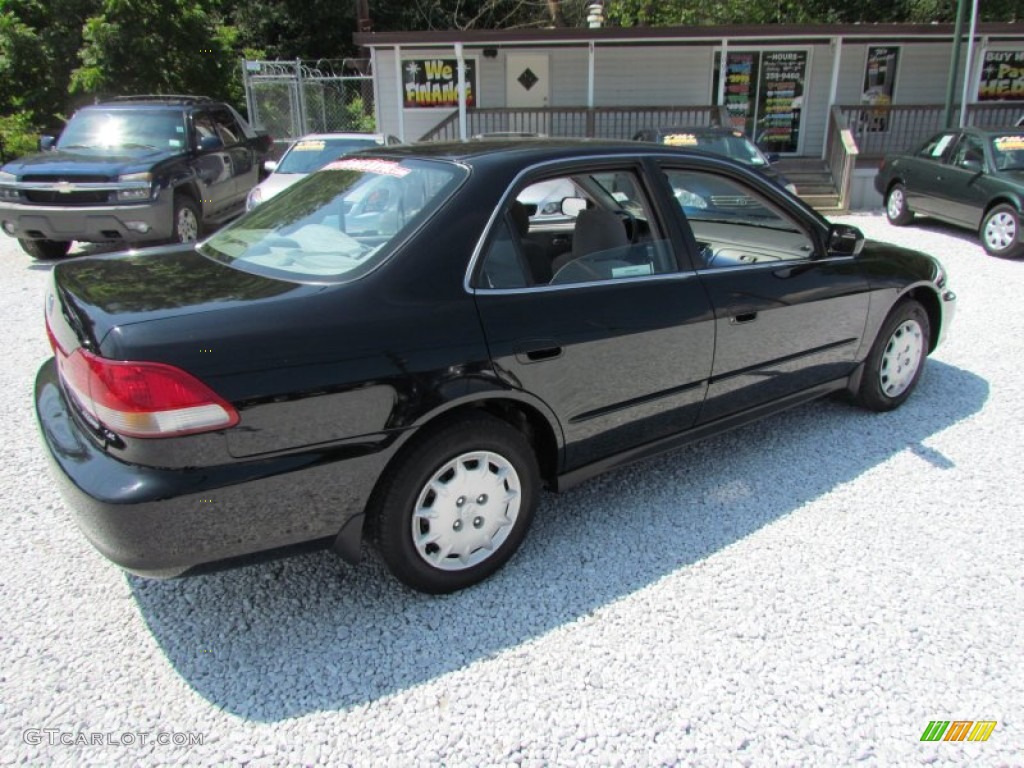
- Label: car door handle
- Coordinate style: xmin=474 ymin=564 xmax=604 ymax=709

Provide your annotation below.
xmin=515 ymin=344 xmax=563 ymax=363
xmin=730 ymin=312 xmax=758 ymax=325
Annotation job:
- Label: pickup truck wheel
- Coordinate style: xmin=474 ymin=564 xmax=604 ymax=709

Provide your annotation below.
xmin=18 ymin=239 xmax=71 ymax=260
xmin=172 ymin=195 xmax=201 ymax=243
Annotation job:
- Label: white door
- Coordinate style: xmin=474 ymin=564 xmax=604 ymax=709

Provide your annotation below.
xmin=506 ymin=54 xmax=550 ymax=108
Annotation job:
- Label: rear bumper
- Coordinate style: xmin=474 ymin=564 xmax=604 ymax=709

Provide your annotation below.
xmin=34 ymin=358 xmax=388 ymax=578
xmin=0 ymin=193 xmax=174 ymax=243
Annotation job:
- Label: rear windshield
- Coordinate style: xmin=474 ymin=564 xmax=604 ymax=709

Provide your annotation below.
xmin=199 ymin=157 xmax=466 ymax=282
xmin=276 ymin=138 xmax=383 ymax=174
xmin=57 ymin=109 xmax=187 ymax=151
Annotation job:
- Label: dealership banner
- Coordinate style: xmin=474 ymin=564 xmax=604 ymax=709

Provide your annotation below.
xmin=403 ymin=59 xmax=476 ymax=109
xmin=977 ymin=50 xmax=1024 ymax=101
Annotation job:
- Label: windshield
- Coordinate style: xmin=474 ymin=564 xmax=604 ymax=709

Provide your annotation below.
xmin=991 ymin=134 xmax=1024 ymax=171
xmin=276 ymin=137 xmax=383 ymax=174
xmin=57 ymin=110 xmax=187 ymax=151
xmin=661 ymin=132 xmax=768 ymax=166
xmin=199 ymin=157 xmax=466 ymax=282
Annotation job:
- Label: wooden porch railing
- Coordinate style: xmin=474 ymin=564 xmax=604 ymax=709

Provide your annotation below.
xmin=825 ymin=106 xmax=859 ymax=211
xmin=419 ymin=105 xmax=732 ymax=142
xmin=836 ymin=101 xmax=1024 ymax=160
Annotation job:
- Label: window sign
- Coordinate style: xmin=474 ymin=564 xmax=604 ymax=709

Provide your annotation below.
xmin=714 ymin=50 xmax=806 ymax=154
xmin=977 ymin=50 xmax=1024 ymax=101
xmin=403 ymin=58 xmax=476 ymax=109
xmin=861 ymin=46 xmax=900 ymax=132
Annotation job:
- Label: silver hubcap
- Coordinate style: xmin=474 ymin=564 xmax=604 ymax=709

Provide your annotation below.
xmin=984 ymin=211 xmax=1017 ymax=251
xmin=176 ymin=207 xmax=199 ymax=242
xmin=411 ymin=451 xmax=521 ymax=571
xmin=887 ymin=188 xmax=904 ymax=219
xmin=879 ymin=319 xmax=924 ymax=398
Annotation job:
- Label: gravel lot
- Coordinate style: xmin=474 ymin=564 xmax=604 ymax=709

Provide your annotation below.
xmin=1 ymin=214 xmax=1022 ymax=767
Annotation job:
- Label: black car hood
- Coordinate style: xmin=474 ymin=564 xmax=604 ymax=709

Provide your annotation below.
xmin=2 ymin=148 xmax=182 ymax=178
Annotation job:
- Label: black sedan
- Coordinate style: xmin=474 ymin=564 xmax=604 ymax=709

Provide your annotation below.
xmin=632 ymin=126 xmax=798 ymax=195
xmin=875 ymin=127 xmax=1024 ymax=258
xmin=35 ymin=140 xmax=956 ymax=593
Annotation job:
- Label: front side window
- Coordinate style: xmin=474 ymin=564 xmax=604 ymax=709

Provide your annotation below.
xmin=664 ymin=169 xmax=814 ymax=268
xmin=951 ymin=134 xmax=986 ymax=169
xmin=478 ymin=168 xmax=678 ymax=288
xmin=199 ymin=157 xmax=466 ymax=282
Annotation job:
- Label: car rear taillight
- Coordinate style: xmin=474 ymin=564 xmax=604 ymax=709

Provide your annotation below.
xmin=56 ymin=346 xmax=238 ymax=438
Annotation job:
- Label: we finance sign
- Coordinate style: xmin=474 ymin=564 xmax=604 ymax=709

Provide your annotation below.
xmin=403 ymin=59 xmax=476 ymax=109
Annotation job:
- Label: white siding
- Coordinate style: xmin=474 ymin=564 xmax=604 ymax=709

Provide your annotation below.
xmin=593 ymin=46 xmax=712 ymax=106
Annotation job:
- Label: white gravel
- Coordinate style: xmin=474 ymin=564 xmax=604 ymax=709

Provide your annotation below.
xmin=1 ymin=214 xmax=1022 ymax=767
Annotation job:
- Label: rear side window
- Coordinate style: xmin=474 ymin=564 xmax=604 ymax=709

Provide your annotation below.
xmin=199 ymin=157 xmax=467 ymax=282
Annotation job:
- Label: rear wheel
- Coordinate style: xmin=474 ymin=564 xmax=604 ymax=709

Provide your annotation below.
xmin=885 ymin=183 xmax=913 ymax=226
xmin=172 ymin=194 xmax=201 ymax=244
xmin=980 ymin=204 xmax=1023 ymax=258
xmin=19 ymin=238 xmax=71 ymax=260
xmin=856 ymin=299 xmax=930 ymax=412
xmin=374 ymin=414 xmax=540 ymax=593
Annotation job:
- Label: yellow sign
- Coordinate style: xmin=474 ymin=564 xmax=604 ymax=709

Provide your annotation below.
xmin=994 ymin=136 xmax=1024 ymax=151
xmin=293 ymin=140 xmax=326 ymax=151
xmin=663 ymin=133 xmax=699 ymax=147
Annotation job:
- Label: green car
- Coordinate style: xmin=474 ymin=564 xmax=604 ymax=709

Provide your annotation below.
xmin=875 ymin=128 xmax=1024 ymax=258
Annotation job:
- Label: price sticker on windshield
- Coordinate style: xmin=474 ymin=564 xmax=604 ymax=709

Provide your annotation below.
xmin=663 ymin=133 xmax=700 ymax=147
xmin=323 ymin=158 xmax=411 ymax=177
xmin=994 ymin=136 xmax=1024 ymax=151
xmin=293 ymin=140 xmax=326 ymax=151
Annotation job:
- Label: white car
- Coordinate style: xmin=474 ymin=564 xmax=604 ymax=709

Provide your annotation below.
xmin=246 ymin=132 xmax=399 ymax=210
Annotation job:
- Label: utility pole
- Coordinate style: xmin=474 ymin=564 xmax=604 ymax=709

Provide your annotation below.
xmin=943 ymin=0 xmax=967 ymax=128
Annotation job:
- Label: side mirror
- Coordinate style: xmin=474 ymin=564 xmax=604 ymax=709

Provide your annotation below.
xmin=961 ymin=158 xmax=983 ymax=173
xmin=39 ymin=135 xmax=56 ymax=151
xmin=827 ymin=223 xmax=865 ymax=256
xmin=561 ymin=196 xmax=588 ymax=217
xmin=198 ymin=134 xmax=224 ymax=151
xmin=765 ymin=152 xmax=780 ymax=164
xmin=263 ymin=159 xmax=278 ymax=174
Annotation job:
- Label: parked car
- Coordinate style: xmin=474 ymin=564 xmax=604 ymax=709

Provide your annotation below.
xmin=35 ymin=140 xmax=956 ymax=593
xmin=0 ymin=95 xmax=272 ymax=259
xmin=633 ymin=126 xmax=798 ymax=195
xmin=876 ymin=127 xmax=1024 ymax=258
xmin=245 ymin=132 xmax=400 ymax=211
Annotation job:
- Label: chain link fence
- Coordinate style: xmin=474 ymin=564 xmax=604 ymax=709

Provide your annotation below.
xmin=242 ymin=59 xmax=375 ymax=157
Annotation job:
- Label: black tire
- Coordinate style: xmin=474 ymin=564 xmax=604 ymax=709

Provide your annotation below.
xmin=18 ymin=238 xmax=71 ymax=260
xmin=980 ymin=204 xmax=1023 ymax=258
xmin=171 ymin=193 xmax=201 ymax=244
xmin=856 ymin=299 xmax=930 ymax=412
xmin=885 ymin=183 xmax=913 ymax=226
xmin=374 ymin=413 xmax=540 ymax=594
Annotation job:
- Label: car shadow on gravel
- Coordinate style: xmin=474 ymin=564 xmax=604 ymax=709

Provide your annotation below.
xmin=129 ymin=360 xmax=988 ymax=722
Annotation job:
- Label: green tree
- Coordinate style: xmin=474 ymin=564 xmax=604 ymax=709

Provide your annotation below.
xmin=71 ymin=0 xmax=242 ymax=104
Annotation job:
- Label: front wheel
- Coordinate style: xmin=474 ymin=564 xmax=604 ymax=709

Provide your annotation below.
xmin=885 ymin=183 xmax=913 ymax=226
xmin=172 ymin=194 xmax=201 ymax=244
xmin=856 ymin=299 xmax=930 ymax=412
xmin=980 ymin=204 xmax=1023 ymax=258
xmin=19 ymin=238 xmax=71 ymax=260
xmin=374 ymin=414 xmax=540 ymax=593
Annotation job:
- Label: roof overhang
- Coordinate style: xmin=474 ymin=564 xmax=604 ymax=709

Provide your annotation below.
xmin=356 ymin=22 xmax=1024 ymax=49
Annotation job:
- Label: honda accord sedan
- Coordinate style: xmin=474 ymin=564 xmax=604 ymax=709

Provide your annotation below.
xmin=35 ymin=140 xmax=956 ymax=593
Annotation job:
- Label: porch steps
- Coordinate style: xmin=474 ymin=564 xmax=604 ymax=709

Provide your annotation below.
xmin=774 ymin=158 xmax=843 ymax=213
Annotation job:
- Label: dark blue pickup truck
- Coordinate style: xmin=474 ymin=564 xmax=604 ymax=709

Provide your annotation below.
xmin=0 ymin=95 xmax=271 ymax=259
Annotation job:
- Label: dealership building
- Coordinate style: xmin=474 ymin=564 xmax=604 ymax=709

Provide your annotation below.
xmin=354 ymin=22 xmax=1024 ymax=209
